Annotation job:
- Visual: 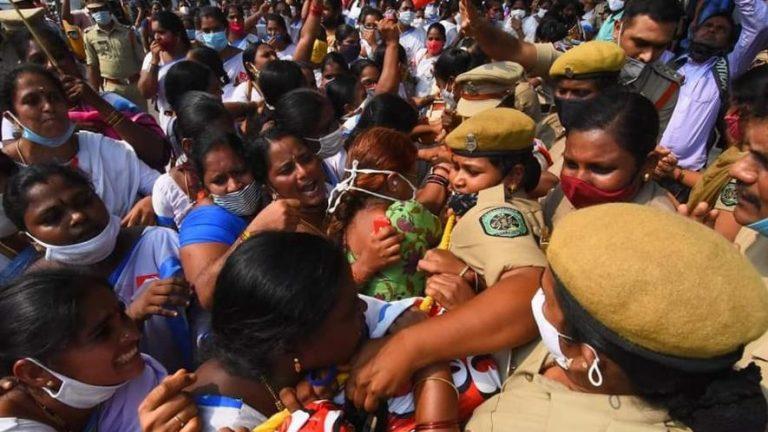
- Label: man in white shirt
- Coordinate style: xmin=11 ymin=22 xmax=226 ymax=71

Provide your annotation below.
xmin=661 ymin=0 xmax=768 ymax=173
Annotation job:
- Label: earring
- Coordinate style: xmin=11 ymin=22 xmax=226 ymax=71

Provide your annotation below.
xmin=293 ymin=357 xmax=302 ymax=374
xmin=46 ymin=380 xmax=55 ymax=388
xmin=643 ymin=172 xmax=651 ymax=182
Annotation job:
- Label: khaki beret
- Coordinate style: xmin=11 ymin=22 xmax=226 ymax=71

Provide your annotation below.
xmin=548 ymin=203 xmax=768 ymax=360
xmin=549 ymin=41 xmax=625 ymax=79
xmin=0 ymin=6 xmax=44 ymax=26
xmin=85 ymin=0 xmax=107 ymax=9
xmin=455 ymin=61 xmax=524 ymax=118
xmin=445 ymin=108 xmax=535 ymax=156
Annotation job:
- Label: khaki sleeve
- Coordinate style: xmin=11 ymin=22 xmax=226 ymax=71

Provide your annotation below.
xmin=482 ymin=235 xmax=547 ymax=286
xmin=530 ymin=43 xmax=562 ymax=79
xmin=84 ymin=31 xmax=97 ymax=66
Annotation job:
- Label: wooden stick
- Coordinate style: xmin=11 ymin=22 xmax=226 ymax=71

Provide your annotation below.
xmin=9 ymin=3 xmax=62 ymax=73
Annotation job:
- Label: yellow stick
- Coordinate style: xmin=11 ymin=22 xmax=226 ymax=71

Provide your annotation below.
xmin=9 ymin=4 xmax=61 ymax=72
xmin=420 ymin=213 xmax=457 ymax=312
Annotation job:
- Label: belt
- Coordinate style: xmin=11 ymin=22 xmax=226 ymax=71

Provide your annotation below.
xmin=103 ymin=74 xmax=139 ymax=85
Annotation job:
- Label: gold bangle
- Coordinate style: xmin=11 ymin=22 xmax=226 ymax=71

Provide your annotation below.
xmin=240 ymin=230 xmax=252 ymax=242
xmin=458 ymin=265 xmax=471 ymax=278
xmin=414 ymin=377 xmax=459 ymax=400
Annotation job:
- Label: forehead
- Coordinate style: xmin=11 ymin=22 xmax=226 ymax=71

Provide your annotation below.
xmin=269 ymin=136 xmax=307 ymax=161
xmin=14 ymin=72 xmax=58 ymax=98
xmin=25 ymin=175 xmax=83 ymax=208
xmin=200 ymin=15 xmax=224 ymax=27
xmin=203 ymin=144 xmax=241 ymax=168
xmin=746 ymin=120 xmax=768 ymax=154
xmin=556 ymin=78 xmax=600 ymax=92
xmin=624 ymin=14 xmax=676 ymax=43
xmin=452 ymin=153 xmax=492 ymax=168
xmin=565 ymin=129 xmax=625 ymax=160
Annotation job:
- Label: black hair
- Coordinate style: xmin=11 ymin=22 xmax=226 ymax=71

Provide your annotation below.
xmin=0 ymin=152 xmax=18 ymax=183
xmin=265 ymin=13 xmax=292 ymax=44
xmin=697 ymin=11 xmax=738 ymax=45
xmin=433 ymin=48 xmax=474 ymax=82
xmin=739 ymin=65 xmax=768 ymax=120
xmin=536 ymin=16 xmax=568 ymax=42
xmin=426 ymin=22 xmax=446 ymax=39
xmin=358 ymin=6 xmax=383 ymax=23
xmin=198 ymin=5 xmax=227 ymax=27
xmin=258 ymin=60 xmax=306 ymax=107
xmin=322 ymin=52 xmax=351 ymax=74
xmin=325 ymin=74 xmax=359 ymax=119
xmin=189 ymin=129 xmax=247 ymax=180
xmin=165 ymin=60 xmax=216 ymax=109
xmin=0 ymin=268 xmax=112 ymax=375
xmin=246 ymin=127 xmax=300 ymax=183
xmin=624 ymin=0 xmax=684 ymax=25
xmin=241 ymin=42 xmax=265 ymax=81
xmin=373 ymin=43 xmax=407 ymax=69
xmin=1 ymin=64 xmax=66 ymax=114
xmin=226 ymin=3 xmax=244 ymax=17
xmin=176 ymin=91 xmax=233 ymax=140
xmin=346 ymin=93 xmax=417 ymax=147
xmin=568 ymin=90 xmax=658 ymax=169
xmin=322 ymin=0 xmax=343 ymax=27
xmin=4 ymin=165 xmax=94 ymax=231
xmin=273 ymin=88 xmax=333 ymax=136
xmin=188 ymin=46 xmax=231 ymax=86
xmin=207 ymin=232 xmax=347 ymax=379
xmin=21 ymin=26 xmax=71 ymax=64
xmin=555 ymin=280 xmax=767 ymax=432
xmin=152 ymin=10 xmax=191 ymax=47
xmin=335 ymin=24 xmax=358 ymax=45
xmin=548 ymin=0 xmax=583 ymax=27
xmin=489 ymin=152 xmax=541 ymax=193
xmin=350 ymin=58 xmax=378 ymax=78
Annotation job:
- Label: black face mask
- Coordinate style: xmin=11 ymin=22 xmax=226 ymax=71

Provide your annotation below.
xmin=447 ymin=192 xmax=478 ymax=217
xmin=554 ymin=97 xmax=589 ymax=130
xmin=689 ymin=40 xmax=726 ymax=62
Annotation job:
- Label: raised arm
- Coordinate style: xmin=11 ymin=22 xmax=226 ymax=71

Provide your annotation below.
xmin=138 ymin=43 xmax=161 ymax=99
xmin=374 ymin=18 xmax=401 ymax=95
xmin=459 ymin=0 xmax=540 ymax=72
xmin=61 ymin=0 xmax=73 ymax=25
xmin=293 ymin=0 xmax=324 ymax=63
xmin=728 ymin=0 xmax=768 ymax=76
xmin=244 ymin=0 xmax=270 ymax=32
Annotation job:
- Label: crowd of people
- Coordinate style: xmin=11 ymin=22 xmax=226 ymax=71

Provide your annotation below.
xmin=0 ymin=0 xmax=768 ymax=429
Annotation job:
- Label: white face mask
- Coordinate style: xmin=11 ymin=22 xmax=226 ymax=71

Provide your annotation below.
xmin=0 ymin=195 xmax=18 ymax=238
xmin=327 ymin=160 xmax=416 ymax=214
xmin=441 ymin=86 xmax=456 ymax=110
xmin=179 ymin=5 xmax=190 ymax=14
xmin=531 ymin=288 xmax=603 ymax=387
xmin=27 ymin=214 xmax=120 ymax=265
xmin=306 ymin=127 xmax=344 ymax=159
xmin=537 ymin=8 xmax=547 ymax=18
xmin=607 ymin=0 xmax=624 ymax=12
xmin=510 ymin=8 xmax=526 ymax=20
xmin=25 ymin=358 xmax=127 ymax=408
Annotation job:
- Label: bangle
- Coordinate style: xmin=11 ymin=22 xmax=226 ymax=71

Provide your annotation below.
xmin=240 ymin=230 xmax=252 ymax=242
xmin=414 ymin=377 xmax=459 ymax=400
xmin=414 ymin=420 xmax=459 ymax=431
xmin=458 ymin=265 xmax=470 ymax=278
xmin=425 ymin=173 xmax=449 ymax=188
xmin=105 ymin=110 xmax=125 ymax=127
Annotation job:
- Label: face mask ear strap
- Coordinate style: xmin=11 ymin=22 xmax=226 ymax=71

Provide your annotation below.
xmin=585 ymin=344 xmax=604 ymax=387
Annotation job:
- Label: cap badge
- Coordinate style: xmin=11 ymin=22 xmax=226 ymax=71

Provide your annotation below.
xmin=466 ymin=133 xmax=478 ymax=152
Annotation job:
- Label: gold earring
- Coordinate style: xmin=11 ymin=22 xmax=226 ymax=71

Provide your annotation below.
xmin=46 ymin=380 xmax=55 ymax=388
xmin=643 ymin=172 xmax=651 ymax=182
xmin=293 ymin=357 xmax=302 ymax=374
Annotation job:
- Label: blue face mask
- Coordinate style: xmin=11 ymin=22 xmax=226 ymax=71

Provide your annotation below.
xmin=748 ymin=218 xmax=768 ymax=237
xmin=91 ymin=10 xmax=112 ymax=25
xmin=202 ymin=30 xmax=229 ymax=51
xmin=6 ymin=112 xmax=76 ymax=148
xmin=186 ymin=29 xmax=197 ymax=40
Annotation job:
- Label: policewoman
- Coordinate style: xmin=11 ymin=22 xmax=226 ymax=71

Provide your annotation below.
xmin=542 ymin=90 xmax=675 ymax=229
xmin=466 ymin=203 xmax=768 ymax=432
xmin=536 ymin=41 xmax=625 ymax=177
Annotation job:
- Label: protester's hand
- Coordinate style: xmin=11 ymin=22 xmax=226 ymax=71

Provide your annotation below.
xmin=61 ymin=75 xmax=100 ymax=107
xmin=245 ymin=198 xmax=301 ymax=233
xmin=509 ymin=17 xmax=522 ymax=32
xmin=441 ymin=109 xmax=460 ymax=134
xmin=378 ymin=18 xmax=400 ymax=45
xmin=418 ymin=249 xmax=466 ymax=276
xmin=278 ymin=375 xmax=337 ymax=413
xmin=425 ymin=273 xmax=475 ymax=310
xmin=677 ymin=202 xmax=719 ymax=229
xmin=150 ymin=40 xmax=163 ymax=63
xmin=387 ymin=308 xmax=428 ymax=334
xmin=362 ymin=27 xmax=377 ymax=46
xmin=651 ymin=146 xmax=678 ymax=180
xmin=353 ymin=225 xmax=403 ymax=282
xmin=139 ymin=369 xmax=200 ymax=432
xmin=346 ymin=332 xmax=419 ymax=412
xmin=122 ymin=196 xmax=157 ymax=227
xmin=128 ymin=277 xmax=192 ymax=321
xmin=459 ymin=0 xmax=482 ymax=36
xmin=0 ymin=377 xmax=17 ymax=397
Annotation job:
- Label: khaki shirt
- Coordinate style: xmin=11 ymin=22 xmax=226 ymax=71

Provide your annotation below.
xmin=542 ymin=181 xmax=676 ymax=230
xmin=530 ymin=44 xmax=682 ymax=135
xmin=515 ymin=81 xmax=542 ymax=123
xmin=84 ymin=23 xmax=143 ymax=80
xmin=535 ymin=112 xmax=566 ymax=177
xmin=450 ymin=184 xmax=547 ymax=287
xmin=734 ymin=227 xmax=768 ymax=401
xmin=466 ymin=343 xmax=691 ymax=432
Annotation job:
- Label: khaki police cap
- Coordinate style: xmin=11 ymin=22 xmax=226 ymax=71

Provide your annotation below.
xmin=549 ymin=41 xmax=625 ymax=79
xmin=455 ymin=61 xmax=524 ymax=118
xmin=445 ymin=108 xmax=535 ymax=156
xmin=548 ymin=203 xmax=768 ymax=360
xmin=85 ymin=0 xmax=107 ymax=9
xmin=0 ymin=6 xmax=43 ymax=27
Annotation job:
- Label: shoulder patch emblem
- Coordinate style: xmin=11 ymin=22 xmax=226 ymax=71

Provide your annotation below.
xmin=720 ymin=181 xmax=738 ymax=207
xmin=479 ymin=207 xmax=528 ymax=238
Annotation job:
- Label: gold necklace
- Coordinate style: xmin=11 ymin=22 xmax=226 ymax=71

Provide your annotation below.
xmin=259 ymin=375 xmax=285 ymax=412
xmin=298 ymin=216 xmax=326 ymax=237
xmin=15 ymin=139 xmax=28 ymax=166
xmin=21 ymin=387 xmax=72 ymax=432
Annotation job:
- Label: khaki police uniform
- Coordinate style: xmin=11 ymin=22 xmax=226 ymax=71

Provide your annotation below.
xmin=542 ymin=180 xmax=676 ymax=229
xmin=536 ymin=41 xmax=625 ymax=177
xmin=83 ymin=1 xmax=145 ymax=110
xmin=468 ymin=203 xmax=768 ymax=431
xmin=455 ymin=61 xmax=540 ymax=122
xmin=527 ymin=41 xmax=682 ymax=135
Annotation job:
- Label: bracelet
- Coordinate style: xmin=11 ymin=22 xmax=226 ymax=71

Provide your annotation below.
xmin=240 ymin=230 xmax=252 ymax=242
xmin=458 ymin=265 xmax=471 ymax=278
xmin=105 ymin=110 xmax=125 ymax=127
xmin=414 ymin=420 xmax=460 ymax=431
xmin=414 ymin=377 xmax=459 ymax=400
xmin=425 ymin=173 xmax=449 ymax=188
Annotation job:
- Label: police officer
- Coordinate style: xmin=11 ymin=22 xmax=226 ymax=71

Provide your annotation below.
xmin=454 ymin=61 xmax=542 ymax=122
xmin=467 ymin=203 xmax=768 ymax=432
xmin=83 ymin=0 xmax=146 ymax=110
xmin=460 ymin=0 xmax=683 ymax=135
xmin=538 ymin=40 xmax=625 ymax=176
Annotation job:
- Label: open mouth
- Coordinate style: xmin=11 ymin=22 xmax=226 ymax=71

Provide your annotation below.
xmin=298 ymin=180 xmax=323 ymax=198
xmin=114 ymin=346 xmax=139 ymax=366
